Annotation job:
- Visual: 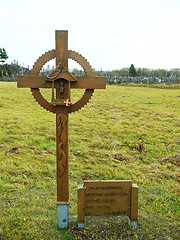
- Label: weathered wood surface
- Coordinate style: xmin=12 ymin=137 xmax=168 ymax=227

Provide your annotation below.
xmin=56 ymin=108 xmax=69 ymax=202
xmin=56 ymin=30 xmax=68 ymax=68
xmin=78 ymin=180 xmax=138 ymax=223
xmin=84 ymin=181 xmax=132 ymax=216
xmin=55 ymin=31 xmax=69 ymax=203
xmin=130 ymin=184 xmax=138 ymax=221
xmin=78 ymin=185 xmax=85 ymax=223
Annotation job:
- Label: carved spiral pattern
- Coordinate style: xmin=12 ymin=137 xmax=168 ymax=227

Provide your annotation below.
xmin=57 ymin=113 xmax=68 ymax=176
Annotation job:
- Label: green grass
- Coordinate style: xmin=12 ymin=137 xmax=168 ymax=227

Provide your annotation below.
xmin=116 ymin=83 xmax=180 ymax=89
xmin=0 ymin=82 xmax=180 ymax=239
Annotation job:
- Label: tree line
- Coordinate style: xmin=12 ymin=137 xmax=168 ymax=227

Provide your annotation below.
xmin=93 ymin=65 xmax=180 ymax=79
xmin=0 ymin=48 xmax=179 ymax=82
xmin=0 ymin=48 xmax=30 ymax=81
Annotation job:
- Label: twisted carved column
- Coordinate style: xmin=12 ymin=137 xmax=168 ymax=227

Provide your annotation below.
xmin=56 ymin=109 xmax=69 ymax=202
xmin=57 ymin=114 xmax=67 ymax=176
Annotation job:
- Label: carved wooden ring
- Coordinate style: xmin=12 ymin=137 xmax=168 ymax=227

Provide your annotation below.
xmin=31 ymin=50 xmax=94 ymax=114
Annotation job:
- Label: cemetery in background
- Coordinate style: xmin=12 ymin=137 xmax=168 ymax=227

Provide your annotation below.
xmin=95 ymin=68 xmax=180 ymax=85
xmin=0 ymin=61 xmax=179 ymax=85
xmin=105 ymin=75 xmax=179 ymax=85
xmin=0 ymin=48 xmax=179 ymax=84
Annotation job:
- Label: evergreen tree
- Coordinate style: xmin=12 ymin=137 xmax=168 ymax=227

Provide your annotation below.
xmin=0 ymin=48 xmax=8 ymax=64
xmin=129 ymin=64 xmax=137 ymax=77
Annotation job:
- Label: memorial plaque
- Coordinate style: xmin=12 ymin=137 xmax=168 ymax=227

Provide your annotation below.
xmin=78 ymin=180 xmax=138 ymax=226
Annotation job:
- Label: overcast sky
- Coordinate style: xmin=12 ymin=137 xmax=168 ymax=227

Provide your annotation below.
xmin=1 ymin=0 xmax=180 ymax=70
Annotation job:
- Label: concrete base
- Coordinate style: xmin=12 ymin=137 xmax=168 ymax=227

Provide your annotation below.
xmin=57 ymin=204 xmax=69 ymax=229
xmin=78 ymin=223 xmax=85 ymax=228
xmin=131 ymin=221 xmax=138 ymax=227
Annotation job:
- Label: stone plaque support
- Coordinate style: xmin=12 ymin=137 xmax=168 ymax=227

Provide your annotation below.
xmin=78 ymin=185 xmax=85 ymax=228
xmin=130 ymin=184 xmax=138 ymax=227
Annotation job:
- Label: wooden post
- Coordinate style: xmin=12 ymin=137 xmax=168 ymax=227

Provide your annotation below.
xmin=130 ymin=184 xmax=138 ymax=225
xmin=55 ymin=31 xmax=69 ymax=203
xmin=56 ymin=107 xmax=69 ymax=203
xmin=55 ymin=31 xmax=69 ymax=228
xmin=78 ymin=185 xmax=85 ymax=227
xmin=55 ymin=30 xmax=68 ymax=68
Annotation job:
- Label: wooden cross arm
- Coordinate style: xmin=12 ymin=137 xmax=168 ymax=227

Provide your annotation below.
xmin=17 ymin=75 xmax=106 ymax=89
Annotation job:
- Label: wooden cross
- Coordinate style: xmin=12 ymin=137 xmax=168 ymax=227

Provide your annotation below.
xmin=17 ymin=30 xmax=106 ymax=228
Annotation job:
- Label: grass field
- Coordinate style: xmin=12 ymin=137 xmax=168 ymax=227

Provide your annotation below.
xmin=0 ymin=82 xmax=180 ymax=239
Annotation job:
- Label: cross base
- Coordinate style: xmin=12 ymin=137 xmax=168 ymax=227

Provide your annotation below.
xmin=57 ymin=204 xmax=69 ymax=229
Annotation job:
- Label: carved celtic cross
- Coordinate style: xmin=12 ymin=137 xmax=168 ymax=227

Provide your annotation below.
xmin=17 ymin=30 xmax=106 ymax=228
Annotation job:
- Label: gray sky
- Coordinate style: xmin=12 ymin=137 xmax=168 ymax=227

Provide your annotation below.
xmin=1 ymin=0 xmax=180 ymax=70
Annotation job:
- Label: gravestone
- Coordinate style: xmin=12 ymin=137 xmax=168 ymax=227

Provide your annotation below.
xmin=17 ymin=30 xmax=106 ymax=228
xmin=78 ymin=180 xmax=138 ymax=227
